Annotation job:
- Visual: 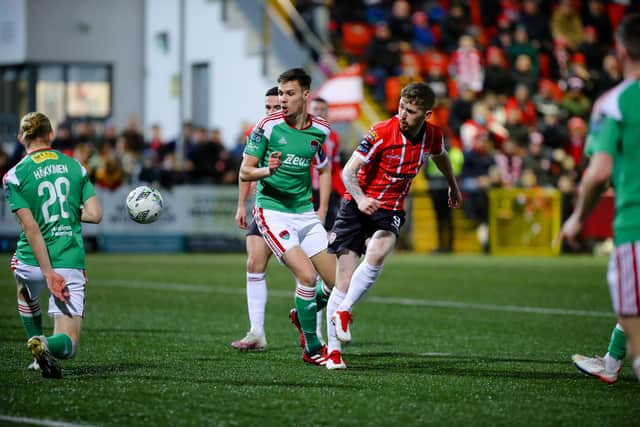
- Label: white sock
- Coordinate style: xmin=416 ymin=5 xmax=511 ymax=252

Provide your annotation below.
xmin=604 ymin=352 xmax=622 ymax=373
xmin=246 ymin=272 xmax=267 ymax=335
xmin=633 ymin=357 xmax=640 ymax=382
xmin=338 ymin=261 xmax=383 ymax=312
xmin=316 ymin=309 xmax=325 ymax=344
xmin=326 ymin=287 xmax=346 ymax=353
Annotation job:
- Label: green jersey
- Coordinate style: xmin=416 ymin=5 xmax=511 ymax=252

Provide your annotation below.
xmin=3 ymin=148 xmax=96 ymax=268
xmin=587 ymin=78 xmax=640 ymax=245
xmin=244 ymin=112 xmax=330 ymax=213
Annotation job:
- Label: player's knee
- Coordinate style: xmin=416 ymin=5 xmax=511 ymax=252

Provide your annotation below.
xmin=298 ymin=271 xmax=318 ymax=287
xmin=246 ymin=254 xmax=268 ymax=273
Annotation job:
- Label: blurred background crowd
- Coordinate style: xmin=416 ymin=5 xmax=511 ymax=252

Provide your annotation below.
xmin=0 ymin=0 xmax=632 ymax=249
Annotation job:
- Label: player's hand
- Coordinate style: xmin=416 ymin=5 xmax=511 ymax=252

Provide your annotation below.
xmin=45 ymin=271 xmax=69 ymax=303
xmin=555 ymin=213 xmax=582 ymax=250
xmin=357 ymin=197 xmax=381 ymax=215
xmin=448 ymin=185 xmax=462 ymax=208
xmin=235 ymin=205 xmax=248 ymax=229
xmin=268 ymin=151 xmax=282 ymax=175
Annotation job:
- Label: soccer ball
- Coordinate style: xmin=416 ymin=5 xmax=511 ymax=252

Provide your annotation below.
xmin=126 ymin=185 xmax=164 ymax=224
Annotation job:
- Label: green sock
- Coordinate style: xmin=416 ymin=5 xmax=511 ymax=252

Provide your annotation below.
xmin=295 ymin=294 xmax=321 ymax=352
xmin=20 ymin=314 xmax=42 ymax=338
xmin=607 ymin=324 xmax=626 ymax=361
xmin=47 ymin=333 xmax=74 ymax=359
xmin=315 ymin=281 xmax=330 ymax=311
xmin=18 ymin=300 xmax=42 ymax=338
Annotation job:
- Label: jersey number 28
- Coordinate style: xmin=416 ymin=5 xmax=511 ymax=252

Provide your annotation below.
xmin=38 ymin=177 xmax=70 ymax=223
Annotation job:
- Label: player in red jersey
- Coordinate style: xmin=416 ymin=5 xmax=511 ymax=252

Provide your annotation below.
xmin=324 ymin=82 xmax=462 ymax=369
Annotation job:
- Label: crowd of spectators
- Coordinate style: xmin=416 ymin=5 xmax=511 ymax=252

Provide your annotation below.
xmin=0 ymin=117 xmax=241 ymax=191
xmin=302 ymin=0 xmax=633 ymax=250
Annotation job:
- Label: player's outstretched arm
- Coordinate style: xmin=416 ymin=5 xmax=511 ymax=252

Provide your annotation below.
xmin=81 ymin=195 xmax=103 ymax=224
xmin=317 ymin=165 xmax=331 ymax=224
xmin=239 ymin=153 xmax=281 ymax=182
xmin=15 ymin=208 xmax=69 ymax=302
xmin=342 ymin=154 xmax=380 ymax=215
xmin=432 ymin=152 xmax=462 ymax=208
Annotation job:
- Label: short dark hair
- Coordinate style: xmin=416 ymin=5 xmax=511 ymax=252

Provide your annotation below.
xmin=400 ymin=82 xmax=436 ymax=111
xmin=278 ymin=68 xmax=312 ymax=90
xmin=265 ymin=86 xmax=278 ymax=97
xmin=616 ymin=13 xmax=640 ymax=60
xmin=312 ymin=97 xmax=328 ymax=104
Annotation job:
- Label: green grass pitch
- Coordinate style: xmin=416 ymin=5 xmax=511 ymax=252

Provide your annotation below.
xmin=1 ymin=253 xmax=639 ymax=426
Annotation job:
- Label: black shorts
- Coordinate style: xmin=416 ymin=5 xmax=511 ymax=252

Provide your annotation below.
xmin=328 ymin=199 xmax=405 ymax=257
xmin=246 ymin=218 xmax=261 ymax=237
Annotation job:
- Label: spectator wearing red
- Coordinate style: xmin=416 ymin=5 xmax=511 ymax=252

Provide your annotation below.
xmin=450 ymin=34 xmax=484 ymax=93
xmin=505 ymin=83 xmax=537 ymax=127
xmin=566 ymin=116 xmax=587 ymax=168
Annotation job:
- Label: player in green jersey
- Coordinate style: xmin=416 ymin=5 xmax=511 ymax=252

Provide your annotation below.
xmin=558 ymin=13 xmax=640 ymax=383
xmin=240 ymin=68 xmax=335 ymax=366
xmin=3 ymin=112 xmax=103 ymax=378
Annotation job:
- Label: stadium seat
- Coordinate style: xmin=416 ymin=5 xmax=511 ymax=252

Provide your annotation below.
xmin=539 ymin=52 xmax=551 ymax=79
xmin=341 ymin=22 xmax=373 ymax=58
xmin=385 ymin=77 xmax=402 ymax=114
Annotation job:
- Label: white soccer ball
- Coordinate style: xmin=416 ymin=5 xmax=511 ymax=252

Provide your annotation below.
xmin=126 ymin=185 xmax=164 ymax=224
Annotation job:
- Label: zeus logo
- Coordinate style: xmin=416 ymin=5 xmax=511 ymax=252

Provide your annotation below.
xmin=283 ymin=154 xmax=310 ymax=167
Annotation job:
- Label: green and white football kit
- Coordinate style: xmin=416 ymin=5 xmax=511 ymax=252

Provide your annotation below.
xmin=587 ymin=78 xmax=640 ymax=316
xmin=4 ymin=148 xmax=96 ymax=317
xmin=244 ymin=112 xmax=330 ymax=259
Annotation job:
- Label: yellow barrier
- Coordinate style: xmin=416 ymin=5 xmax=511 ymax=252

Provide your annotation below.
xmin=488 ymin=188 xmax=562 ymax=256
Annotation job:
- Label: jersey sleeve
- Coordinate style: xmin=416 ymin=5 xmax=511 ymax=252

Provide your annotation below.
xmin=586 ymin=92 xmax=621 ymax=157
xmin=2 ymin=170 xmax=28 ymax=212
xmin=313 ymin=145 xmax=329 ymax=170
xmin=354 ymin=127 xmax=384 ymax=163
xmin=430 ymin=126 xmax=446 ymax=156
xmin=81 ymin=165 xmax=97 ymax=203
xmin=243 ymin=122 xmax=268 ymax=160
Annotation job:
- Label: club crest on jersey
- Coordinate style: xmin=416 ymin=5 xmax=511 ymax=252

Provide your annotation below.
xmin=310 ymin=140 xmax=319 ymax=153
xmin=32 ymin=151 xmax=58 ymax=163
xmin=279 ymin=229 xmax=290 ymax=240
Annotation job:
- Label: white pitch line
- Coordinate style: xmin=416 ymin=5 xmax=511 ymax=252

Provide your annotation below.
xmin=0 ymin=415 xmax=96 ymax=427
xmin=96 ymin=279 xmax=615 ymax=318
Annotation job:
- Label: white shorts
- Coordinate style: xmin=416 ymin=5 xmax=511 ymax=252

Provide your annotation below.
xmin=607 ymin=241 xmax=640 ymax=316
xmin=12 ymin=256 xmax=87 ymax=318
xmin=253 ymin=207 xmax=328 ymax=260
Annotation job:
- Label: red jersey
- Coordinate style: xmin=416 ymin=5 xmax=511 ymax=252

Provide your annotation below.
xmin=311 ymin=129 xmax=344 ymax=195
xmin=349 ymin=116 xmax=445 ymax=211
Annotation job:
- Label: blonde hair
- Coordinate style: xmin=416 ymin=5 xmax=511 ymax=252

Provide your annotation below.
xmin=20 ymin=112 xmax=52 ymax=142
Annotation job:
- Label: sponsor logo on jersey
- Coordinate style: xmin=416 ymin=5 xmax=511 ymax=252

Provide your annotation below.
xmin=364 ymin=129 xmax=379 ymax=143
xmin=283 ymin=153 xmax=311 ymax=167
xmin=249 ymin=127 xmax=264 ymax=144
xmin=32 ymin=151 xmax=59 ymax=163
xmin=310 ymin=140 xmax=319 ymax=153
xmin=357 ymin=140 xmax=372 ymax=154
xmin=279 ymin=229 xmax=290 ymax=240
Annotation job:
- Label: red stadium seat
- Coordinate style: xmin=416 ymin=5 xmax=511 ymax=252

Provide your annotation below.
xmin=539 ymin=52 xmax=551 ymax=79
xmin=341 ymin=22 xmax=373 ymax=58
xmin=385 ymin=77 xmax=402 ymax=114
